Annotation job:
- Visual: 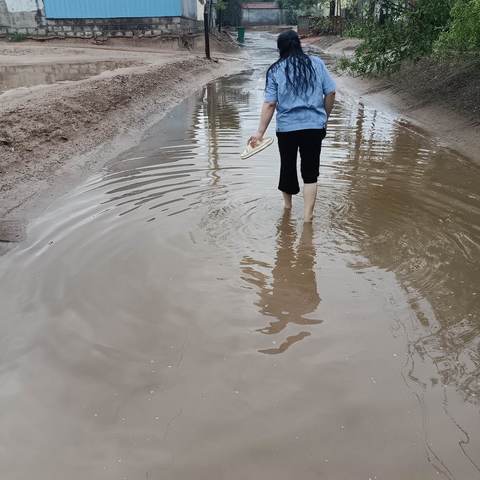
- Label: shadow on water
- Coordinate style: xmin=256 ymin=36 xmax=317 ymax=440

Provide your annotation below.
xmin=241 ymin=211 xmax=322 ymax=354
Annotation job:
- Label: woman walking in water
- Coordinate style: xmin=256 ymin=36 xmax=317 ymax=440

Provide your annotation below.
xmin=249 ymin=30 xmax=336 ymax=222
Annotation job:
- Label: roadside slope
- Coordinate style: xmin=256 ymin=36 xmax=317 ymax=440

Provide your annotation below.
xmin=0 ymin=54 xmax=245 ymax=221
xmin=305 ymin=36 xmax=480 ymax=162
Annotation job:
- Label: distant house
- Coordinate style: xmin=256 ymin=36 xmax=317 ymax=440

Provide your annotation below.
xmin=42 ymin=0 xmax=203 ymax=20
xmin=0 ymin=0 xmax=44 ymax=29
xmin=1 ymin=0 xmax=212 ymax=36
xmin=241 ymin=2 xmax=286 ymax=26
xmin=41 ymin=0 xmax=208 ymax=37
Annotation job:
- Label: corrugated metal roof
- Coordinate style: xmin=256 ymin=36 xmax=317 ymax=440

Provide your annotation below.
xmin=241 ymin=2 xmax=279 ymax=9
xmin=44 ymin=0 xmax=182 ymax=19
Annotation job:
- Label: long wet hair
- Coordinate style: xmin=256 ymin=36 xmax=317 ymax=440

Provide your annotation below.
xmin=266 ymin=30 xmax=316 ymax=97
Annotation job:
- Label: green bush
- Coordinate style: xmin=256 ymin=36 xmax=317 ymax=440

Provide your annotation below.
xmin=342 ymin=0 xmax=454 ymax=75
xmin=435 ymin=0 xmax=480 ymax=53
xmin=309 ymin=16 xmax=335 ymax=35
xmin=8 ymin=32 xmax=27 ymax=42
xmin=343 ymin=19 xmax=374 ymax=39
xmin=342 ymin=20 xmax=408 ymax=74
xmin=336 ymin=56 xmax=351 ymax=72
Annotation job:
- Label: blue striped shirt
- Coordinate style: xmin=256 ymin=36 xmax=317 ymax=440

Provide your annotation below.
xmin=264 ymin=56 xmax=336 ymax=132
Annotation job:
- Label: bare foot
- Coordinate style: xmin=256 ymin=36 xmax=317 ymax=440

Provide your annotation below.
xmin=282 ymin=192 xmax=292 ymax=209
xmin=303 ymin=183 xmax=317 ymax=224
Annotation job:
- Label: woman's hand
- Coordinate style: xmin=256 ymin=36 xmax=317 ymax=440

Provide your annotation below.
xmin=248 ymin=132 xmax=264 ymax=148
xmin=249 ymin=102 xmax=276 ymax=148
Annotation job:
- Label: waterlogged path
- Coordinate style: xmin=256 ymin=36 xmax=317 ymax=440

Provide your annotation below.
xmin=1 ymin=34 xmax=479 ymax=480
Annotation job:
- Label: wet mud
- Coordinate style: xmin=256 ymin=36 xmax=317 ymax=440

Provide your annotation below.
xmin=0 ymin=33 xmax=479 ymax=479
xmin=0 ymin=60 xmax=135 ymax=94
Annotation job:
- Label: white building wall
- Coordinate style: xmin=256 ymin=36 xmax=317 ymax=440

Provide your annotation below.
xmin=0 ymin=0 xmax=44 ymax=28
xmin=181 ymin=0 xmax=197 ymax=19
xmin=5 ymin=0 xmax=43 ymax=12
xmin=197 ymin=0 xmax=204 ymax=21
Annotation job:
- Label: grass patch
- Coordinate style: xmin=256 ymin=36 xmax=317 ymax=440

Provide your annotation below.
xmin=8 ymin=32 xmax=28 ymax=42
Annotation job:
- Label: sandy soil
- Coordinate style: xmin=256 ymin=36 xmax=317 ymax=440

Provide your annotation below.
xmin=305 ymin=36 xmax=480 ymax=163
xmin=0 ymin=41 xmax=246 ymax=227
xmin=303 ymin=35 xmax=361 ymax=57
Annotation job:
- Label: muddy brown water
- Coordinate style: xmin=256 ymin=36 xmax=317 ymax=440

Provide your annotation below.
xmin=1 ymin=33 xmax=479 ymax=479
xmin=0 ymin=60 xmax=133 ymax=93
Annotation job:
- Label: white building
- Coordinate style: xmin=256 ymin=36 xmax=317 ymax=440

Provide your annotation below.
xmin=0 ymin=0 xmax=44 ymax=28
xmin=197 ymin=0 xmax=205 ymax=21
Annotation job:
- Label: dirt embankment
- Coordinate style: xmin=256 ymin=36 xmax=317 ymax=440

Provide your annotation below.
xmin=0 ymin=41 xmax=246 ymax=224
xmin=305 ymin=36 xmax=480 ymax=161
xmin=389 ymin=56 xmax=480 ymax=125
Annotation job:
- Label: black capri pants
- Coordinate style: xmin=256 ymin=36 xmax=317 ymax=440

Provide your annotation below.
xmin=276 ymin=128 xmax=326 ymax=195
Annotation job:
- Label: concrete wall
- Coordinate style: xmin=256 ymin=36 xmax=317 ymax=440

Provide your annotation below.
xmin=0 ymin=0 xmax=44 ymax=28
xmin=44 ymin=16 xmax=201 ymax=38
xmin=181 ymin=0 xmax=196 ymax=19
xmin=5 ymin=0 xmax=39 ymax=11
xmin=196 ymin=0 xmax=204 ymax=21
xmin=241 ymin=7 xmax=285 ymax=26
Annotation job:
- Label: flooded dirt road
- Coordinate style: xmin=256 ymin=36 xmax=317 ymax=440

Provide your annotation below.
xmin=1 ymin=34 xmax=479 ymax=479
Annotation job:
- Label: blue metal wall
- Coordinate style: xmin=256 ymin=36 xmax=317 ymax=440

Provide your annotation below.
xmin=44 ymin=0 xmax=183 ymax=19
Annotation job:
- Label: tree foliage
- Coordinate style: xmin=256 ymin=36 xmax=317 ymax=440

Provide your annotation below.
xmin=278 ymin=0 xmax=329 ymax=16
xmin=342 ymin=0 xmax=480 ymax=75
xmin=221 ymin=0 xmax=242 ymax=26
xmin=435 ymin=0 xmax=480 ymax=53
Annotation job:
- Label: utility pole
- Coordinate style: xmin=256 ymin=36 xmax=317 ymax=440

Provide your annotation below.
xmin=204 ymin=0 xmax=211 ymax=60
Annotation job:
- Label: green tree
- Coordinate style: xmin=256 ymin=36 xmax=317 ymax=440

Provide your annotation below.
xmin=435 ymin=0 xmax=480 ymax=52
xmin=279 ymin=0 xmax=329 ymax=16
xmin=344 ymin=0 xmax=455 ymax=74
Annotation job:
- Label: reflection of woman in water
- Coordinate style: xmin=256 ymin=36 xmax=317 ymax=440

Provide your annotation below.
xmin=241 ymin=210 xmax=321 ymax=354
xmin=249 ymin=30 xmax=336 ymax=222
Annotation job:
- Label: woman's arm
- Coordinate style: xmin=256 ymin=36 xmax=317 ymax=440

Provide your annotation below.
xmin=248 ymin=101 xmax=276 ymax=147
xmin=324 ymin=92 xmax=336 ymax=120
xmin=319 ymin=58 xmax=336 ymax=123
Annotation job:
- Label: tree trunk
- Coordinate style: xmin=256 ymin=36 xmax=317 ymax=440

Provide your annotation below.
xmin=330 ymin=0 xmax=336 ymax=17
xmin=379 ymin=5 xmax=385 ymax=24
